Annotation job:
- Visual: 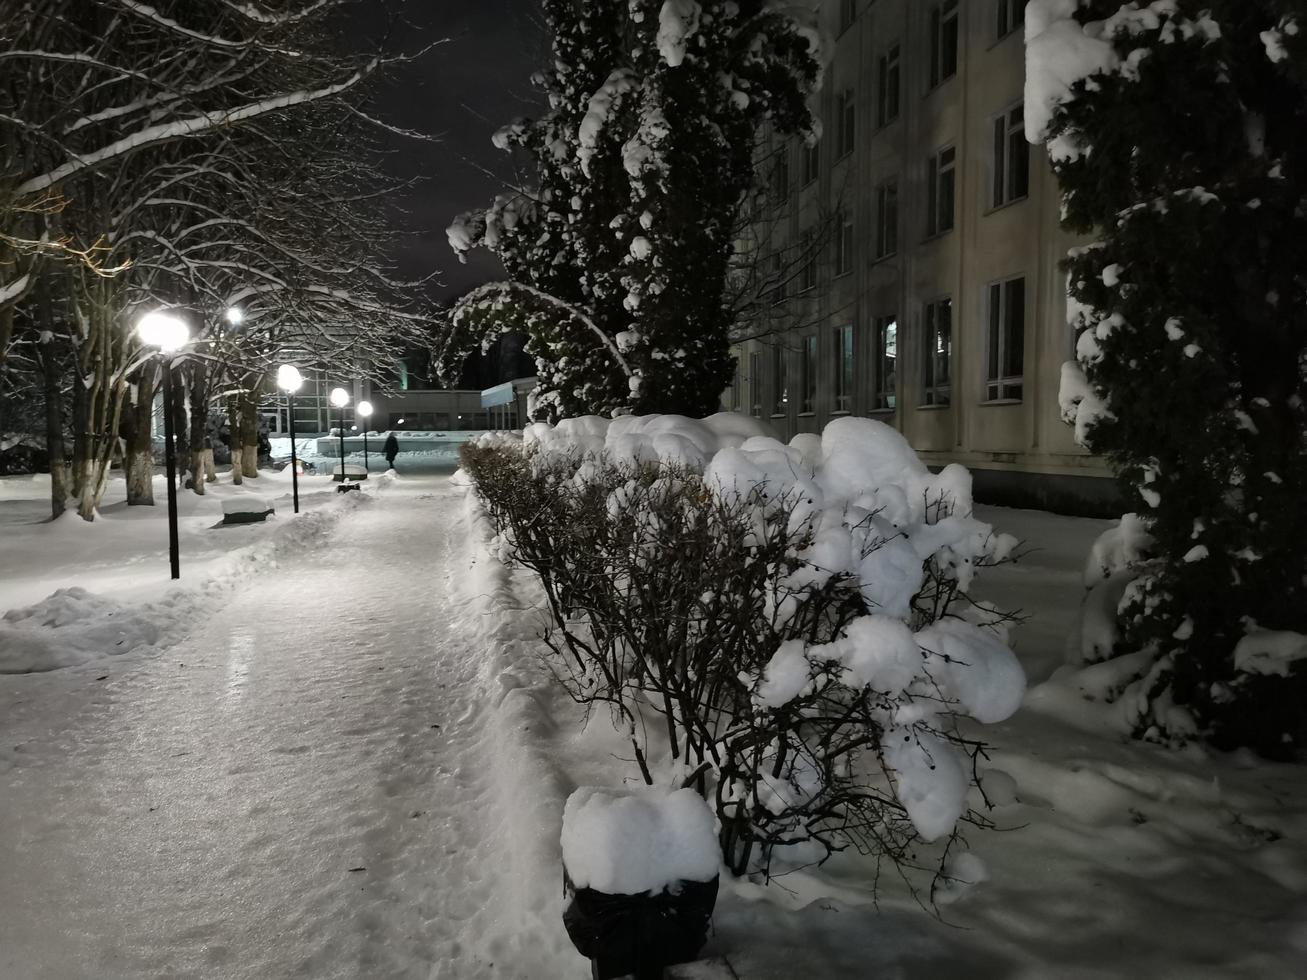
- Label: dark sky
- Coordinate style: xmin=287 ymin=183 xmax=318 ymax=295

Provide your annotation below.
xmin=366 ymin=0 xmax=545 ymax=303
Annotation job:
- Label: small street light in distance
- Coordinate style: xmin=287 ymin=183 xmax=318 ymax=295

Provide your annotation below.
xmin=329 ymin=387 xmax=350 ymax=408
xmin=225 ymin=307 xmax=243 ymax=327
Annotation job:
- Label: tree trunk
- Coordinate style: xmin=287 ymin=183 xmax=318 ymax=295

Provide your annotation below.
xmin=35 ymin=278 xmax=69 ymax=520
xmin=188 ymin=361 xmax=210 ymax=494
xmin=228 ymin=396 xmax=243 ymax=486
xmin=240 ymin=381 xmax=261 ymax=478
xmin=71 ymin=283 xmax=129 ymax=521
xmin=203 ymin=448 xmax=217 ymax=483
xmin=122 ymin=381 xmax=155 ymax=506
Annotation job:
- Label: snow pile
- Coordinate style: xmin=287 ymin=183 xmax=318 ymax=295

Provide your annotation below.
xmin=0 ymin=587 xmax=162 ymax=673
xmin=220 ymin=496 xmax=273 ymax=516
xmin=561 ymin=786 xmax=719 ymax=895
xmin=1233 ymin=631 xmax=1307 ymax=678
xmin=657 ymin=0 xmax=702 ymax=68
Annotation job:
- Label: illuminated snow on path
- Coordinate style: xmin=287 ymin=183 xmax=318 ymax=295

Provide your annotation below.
xmin=0 ymin=473 xmax=578 ymax=980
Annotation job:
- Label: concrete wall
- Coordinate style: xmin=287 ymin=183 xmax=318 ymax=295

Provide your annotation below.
xmin=728 ymin=0 xmax=1111 ymax=512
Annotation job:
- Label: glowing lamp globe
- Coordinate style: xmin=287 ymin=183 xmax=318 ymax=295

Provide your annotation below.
xmin=277 ymin=365 xmax=303 ymax=393
xmin=357 ymin=400 xmax=373 ymax=419
xmin=329 ymin=387 xmax=350 ymax=408
xmin=136 ymin=311 xmax=190 ymax=353
xmin=225 ymin=307 xmax=243 ymax=326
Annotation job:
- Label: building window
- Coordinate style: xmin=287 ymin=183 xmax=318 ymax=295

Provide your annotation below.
xmin=834 ymin=324 xmax=854 ymax=413
xmin=997 ymin=0 xmax=1024 ymax=38
xmin=927 ymin=146 xmax=956 ymax=236
xmin=874 ymin=315 xmax=898 ymax=410
xmin=992 ymin=104 xmax=1029 ymax=207
xmin=800 ymin=230 xmax=818 ymax=292
xmin=731 ymin=355 xmax=742 ymax=410
xmin=878 ymin=43 xmax=901 ymax=128
xmin=837 ymin=89 xmax=856 ymax=159
xmin=750 ymin=351 xmax=763 ymax=417
xmin=771 ymin=346 xmax=789 ymax=416
xmin=839 ymin=0 xmax=857 ymax=34
xmin=801 ymin=139 xmax=820 ymax=186
xmin=929 ymin=0 xmax=960 ymax=89
xmin=835 ymin=213 xmax=854 ymax=277
xmin=800 ymin=334 xmax=818 ymax=414
xmin=986 ymin=277 xmax=1025 ymax=401
xmin=922 ymin=298 xmax=953 ymax=406
xmin=875 ymin=179 xmax=898 ymax=259
xmin=770 ymin=148 xmax=790 ymax=205
xmin=768 ymin=251 xmax=787 ymax=306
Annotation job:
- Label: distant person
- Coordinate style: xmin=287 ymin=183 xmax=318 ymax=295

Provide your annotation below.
xmin=384 ymin=432 xmax=399 ymax=470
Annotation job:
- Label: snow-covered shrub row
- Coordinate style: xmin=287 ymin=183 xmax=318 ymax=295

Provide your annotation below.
xmin=461 ymin=414 xmax=1025 ymax=889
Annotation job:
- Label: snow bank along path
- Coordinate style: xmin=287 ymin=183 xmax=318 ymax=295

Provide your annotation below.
xmin=0 ymin=473 xmax=580 ymax=979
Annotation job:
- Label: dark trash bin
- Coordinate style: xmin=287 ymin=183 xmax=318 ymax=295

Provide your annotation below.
xmin=562 ymin=870 xmax=718 ymax=980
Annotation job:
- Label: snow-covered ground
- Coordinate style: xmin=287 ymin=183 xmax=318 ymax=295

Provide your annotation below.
xmin=2 ymin=465 xmax=1305 ymax=978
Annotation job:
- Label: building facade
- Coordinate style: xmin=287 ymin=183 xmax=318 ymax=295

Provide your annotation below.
xmin=727 ymin=0 xmax=1117 ymax=513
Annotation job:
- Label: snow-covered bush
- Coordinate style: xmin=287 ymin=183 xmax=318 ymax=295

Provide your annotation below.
xmin=1030 ymin=2 xmax=1307 ymax=756
xmin=461 ymin=415 xmax=1025 ymax=891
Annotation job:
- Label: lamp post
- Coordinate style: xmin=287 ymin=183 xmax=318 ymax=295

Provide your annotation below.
xmin=277 ymin=365 xmax=304 ymax=513
xmin=357 ymin=400 xmax=373 ymax=475
xmin=137 ymin=311 xmax=190 ymax=580
xmin=330 ymin=387 xmax=350 ymax=482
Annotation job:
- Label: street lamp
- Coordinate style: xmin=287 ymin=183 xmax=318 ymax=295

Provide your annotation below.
xmin=330 ymin=386 xmax=350 ymax=482
xmin=136 ymin=311 xmax=190 ymax=580
xmin=277 ymin=364 xmax=303 ymax=513
xmin=357 ymin=400 xmax=373 ymax=474
xmin=225 ymin=307 xmax=243 ymax=327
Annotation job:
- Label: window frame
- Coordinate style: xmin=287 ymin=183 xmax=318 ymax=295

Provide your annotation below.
xmin=875 ymin=178 xmax=899 ymax=259
xmin=997 ymin=0 xmax=1025 ymax=39
xmin=770 ymin=345 xmax=789 ymax=417
xmin=799 ymin=229 xmax=818 ymax=292
xmin=768 ymin=250 xmax=787 ymax=307
xmin=837 ymin=88 xmax=857 ymax=159
xmin=991 ymin=102 xmax=1030 ymax=209
xmin=921 ymin=297 xmax=953 ymax=407
xmin=750 ymin=350 xmax=763 ymax=418
xmin=833 ymin=323 xmax=855 ymax=414
xmin=926 ymin=145 xmax=957 ymax=237
xmin=834 ymin=212 xmax=855 ymax=278
xmin=800 ymin=334 xmax=818 ymax=415
xmin=929 ymin=0 xmax=960 ymax=90
xmin=770 ymin=147 xmax=790 ymax=205
xmin=801 ymin=139 xmax=820 ymax=187
xmin=878 ymin=43 xmax=901 ymax=128
xmin=838 ymin=0 xmax=858 ymax=35
xmin=985 ymin=276 xmax=1026 ymax=402
xmin=731 ymin=354 xmax=742 ymax=411
xmin=872 ymin=314 xmax=898 ymax=411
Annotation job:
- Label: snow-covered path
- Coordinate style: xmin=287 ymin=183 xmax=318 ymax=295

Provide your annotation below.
xmin=0 ymin=475 xmax=568 ymax=980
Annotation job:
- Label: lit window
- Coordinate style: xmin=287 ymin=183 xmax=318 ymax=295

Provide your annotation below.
xmin=986 ymin=278 xmax=1025 ymax=401
xmin=922 ymin=298 xmax=952 ymax=407
xmin=992 ymin=104 xmax=1030 ymax=207
xmin=874 ymin=315 xmax=898 ymax=410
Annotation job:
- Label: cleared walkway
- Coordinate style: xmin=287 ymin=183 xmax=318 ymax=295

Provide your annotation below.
xmin=0 ymin=474 xmax=564 ymax=979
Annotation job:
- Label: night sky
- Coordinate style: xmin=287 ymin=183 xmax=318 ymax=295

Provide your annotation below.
xmin=366 ymin=0 xmax=545 ymax=303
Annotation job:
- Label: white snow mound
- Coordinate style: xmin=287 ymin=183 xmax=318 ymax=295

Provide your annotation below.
xmin=561 ymin=786 xmax=719 ymax=895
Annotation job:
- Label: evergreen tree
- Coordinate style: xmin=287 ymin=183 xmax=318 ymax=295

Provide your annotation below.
xmin=442 ymin=0 xmax=820 ymax=420
xmin=1033 ymin=0 xmax=1307 ymax=755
